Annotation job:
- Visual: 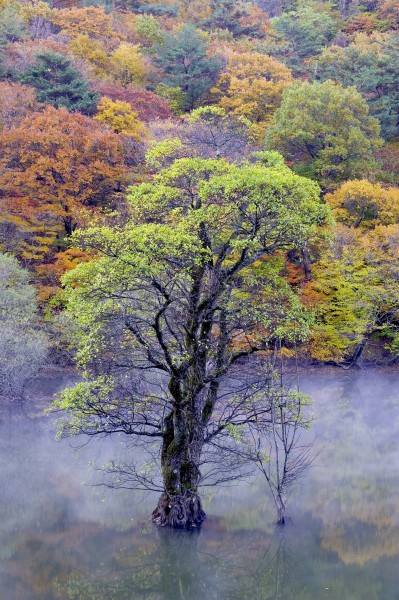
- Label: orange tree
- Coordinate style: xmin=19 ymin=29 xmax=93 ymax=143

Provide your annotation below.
xmin=0 ymin=106 xmax=125 ymax=264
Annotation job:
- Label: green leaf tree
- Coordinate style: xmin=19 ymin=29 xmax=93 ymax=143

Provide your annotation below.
xmin=201 ymin=0 xmax=264 ymax=37
xmin=54 ymin=154 xmax=328 ymax=528
xmin=154 ymin=24 xmax=222 ymax=111
xmin=269 ymin=1 xmax=339 ymax=73
xmin=314 ymin=33 xmax=399 ymax=139
xmin=0 ymin=253 xmax=47 ymax=398
xmin=19 ymin=51 xmax=99 ymax=116
xmin=265 ymin=80 xmax=383 ymax=186
xmin=0 ymin=3 xmax=26 ymax=50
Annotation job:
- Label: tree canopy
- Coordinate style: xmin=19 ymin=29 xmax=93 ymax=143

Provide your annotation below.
xmin=154 ymin=24 xmax=222 ymax=111
xmin=0 ymin=106 xmax=125 ymax=262
xmin=19 ymin=50 xmax=99 ymax=115
xmin=265 ymin=80 xmax=383 ymax=185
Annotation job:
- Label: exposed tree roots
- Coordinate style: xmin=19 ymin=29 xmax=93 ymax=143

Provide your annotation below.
xmin=152 ymin=491 xmax=206 ymax=529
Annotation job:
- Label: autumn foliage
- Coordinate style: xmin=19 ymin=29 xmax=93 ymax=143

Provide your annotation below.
xmin=94 ymin=82 xmax=172 ymax=122
xmin=0 ymin=106 xmax=125 ymax=263
xmin=0 ymin=82 xmax=41 ymax=130
xmin=0 ymin=0 xmax=399 ymax=367
xmin=212 ymin=50 xmax=293 ymax=142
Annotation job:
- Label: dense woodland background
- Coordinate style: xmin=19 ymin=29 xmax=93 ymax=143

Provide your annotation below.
xmin=1 ymin=0 xmax=399 ymax=381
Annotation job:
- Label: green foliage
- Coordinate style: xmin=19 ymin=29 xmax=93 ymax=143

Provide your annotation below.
xmin=0 ymin=4 xmax=26 ymax=49
xmin=270 ymin=1 xmax=340 ymax=73
xmin=19 ymin=51 xmax=99 ymax=116
xmin=145 ymin=137 xmax=184 ymax=168
xmin=134 ymin=13 xmax=163 ymax=46
xmin=303 ymin=222 xmax=399 ymax=362
xmin=201 ymin=0 xmax=264 ymax=37
xmin=0 ymin=252 xmax=37 ymax=323
xmin=0 ymin=253 xmax=47 ymax=397
xmin=265 ymin=80 xmax=383 ymax=185
xmin=155 ymin=83 xmax=186 ymax=115
xmin=137 ymin=1 xmax=178 ymax=16
xmin=61 ymin=157 xmax=326 ymax=361
xmin=303 ymin=248 xmax=373 ymax=361
xmin=252 ymin=150 xmax=287 ymax=168
xmin=315 ymin=33 xmax=399 ymax=139
xmin=154 ymin=24 xmax=222 ymax=111
xmin=112 ymin=0 xmax=142 ymax=12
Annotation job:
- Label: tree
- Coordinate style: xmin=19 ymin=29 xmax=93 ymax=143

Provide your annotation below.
xmin=325 ymin=179 xmax=399 ymax=228
xmin=0 ymin=3 xmax=26 ymax=50
xmin=67 ymin=34 xmax=111 ymax=80
xmin=48 ymin=6 xmax=116 ymax=40
xmin=301 ymin=236 xmax=374 ymax=363
xmin=314 ymin=33 xmax=399 ymax=139
xmin=148 ymin=106 xmax=253 ymax=162
xmin=269 ymin=1 xmax=339 ymax=73
xmin=265 ymin=80 xmax=383 ymax=186
xmin=95 ymin=97 xmax=148 ymax=140
xmin=200 ymin=0 xmax=267 ymax=37
xmin=302 ymin=220 xmax=399 ymax=364
xmin=19 ymin=51 xmax=99 ymax=115
xmin=0 ymin=253 xmax=47 ymax=398
xmin=255 ymin=0 xmax=297 ymax=17
xmin=255 ymin=387 xmax=313 ymax=525
xmin=0 ymin=81 xmax=41 ymax=131
xmin=133 ymin=14 xmax=164 ymax=48
xmin=110 ymin=42 xmax=149 ymax=86
xmin=183 ymin=106 xmax=252 ymax=160
xmin=19 ymin=0 xmax=53 ymax=40
xmin=94 ymin=81 xmax=172 ymax=122
xmin=377 ymin=141 xmax=399 ymax=184
xmin=154 ymin=24 xmax=222 ymax=111
xmin=54 ymin=154 xmax=327 ymax=528
xmin=211 ymin=50 xmax=293 ymax=142
xmin=0 ymin=106 xmax=125 ymax=263
xmin=238 ymin=363 xmax=315 ymax=524
xmin=377 ymin=0 xmax=399 ymax=29
xmin=0 ymin=38 xmax=66 ymax=79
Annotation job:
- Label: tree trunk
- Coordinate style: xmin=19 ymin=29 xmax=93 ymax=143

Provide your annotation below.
xmin=301 ymin=248 xmax=312 ymax=281
xmin=152 ymin=259 xmax=223 ymax=528
xmin=276 ymin=497 xmax=286 ymax=525
xmin=152 ymin=407 xmax=206 ymax=528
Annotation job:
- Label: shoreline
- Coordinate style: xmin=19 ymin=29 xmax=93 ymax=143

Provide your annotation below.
xmin=35 ymin=359 xmax=399 ymax=385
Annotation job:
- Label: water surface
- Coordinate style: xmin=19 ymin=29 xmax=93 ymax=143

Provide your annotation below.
xmin=0 ymin=371 xmax=398 ymax=599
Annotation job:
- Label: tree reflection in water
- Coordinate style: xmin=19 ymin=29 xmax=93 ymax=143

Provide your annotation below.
xmin=56 ymin=522 xmax=307 ymax=600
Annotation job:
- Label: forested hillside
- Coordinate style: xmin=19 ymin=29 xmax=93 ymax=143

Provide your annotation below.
xmin=1 ymin=0 xmax=399 ymax=367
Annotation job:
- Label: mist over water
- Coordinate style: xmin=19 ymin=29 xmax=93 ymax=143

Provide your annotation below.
xmin=0 ymin=371 xmax=398 ymax=599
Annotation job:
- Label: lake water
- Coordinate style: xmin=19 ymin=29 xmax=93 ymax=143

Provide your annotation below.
xmin=0 ymin=371 xmax=399 ymax=599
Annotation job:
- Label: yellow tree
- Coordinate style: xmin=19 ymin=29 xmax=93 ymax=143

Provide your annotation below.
xmin=68 ymin=34 xmax=110 ymax=79
xmin=95 ymin=97 xmax=148 ymax=140
xmin=49 ymin=6 xmax=117 ymax=41
xmin=325 ymin=180 xmax=399 ymax=228
xmin=110 ymin=42 xmax=148 ymax=85
xmin=211 ymin=50 xmax=293 ymax=142
xmin=18 ymin=0 xmax=52 ymax=39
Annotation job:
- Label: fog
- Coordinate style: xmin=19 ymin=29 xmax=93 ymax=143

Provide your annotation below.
xmin=0 ymin=370 xmax=398 ymax=599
